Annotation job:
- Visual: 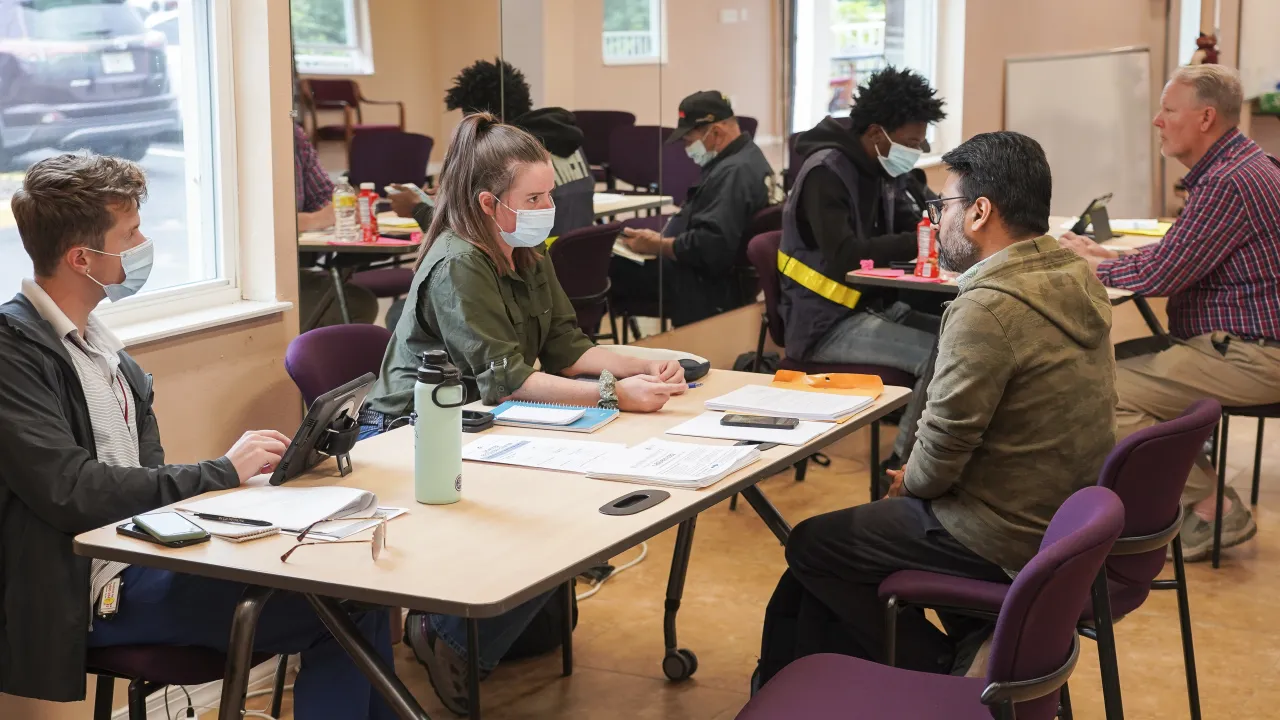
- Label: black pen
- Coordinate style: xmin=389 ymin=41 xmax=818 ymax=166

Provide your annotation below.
xmin=192 ymin=512 xmax=273 ymax=527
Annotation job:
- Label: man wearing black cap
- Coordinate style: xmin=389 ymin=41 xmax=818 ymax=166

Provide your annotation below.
xmin=612 ymin=90 xmax=779 ymax=327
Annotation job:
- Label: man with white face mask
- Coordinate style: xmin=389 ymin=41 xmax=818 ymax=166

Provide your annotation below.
xmin=613 ymin=90 xmax=779 ymax=327
xmin=779 ymin=67 xmax=945 ymax=470
xmin=0 ymin=154 xmax=398 ymax=717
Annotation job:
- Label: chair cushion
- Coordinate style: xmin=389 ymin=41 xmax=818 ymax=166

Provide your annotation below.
xmin=878 ymin=569 xmax=1009 ymax=612
xmin=739 ymin=653 xmax=990 ymax=720
xmin=776 ymin=358 xmax=916 ymax=388
xmin=86 ymin=646 xmax=274 ymax=686
xmin=350 ymin=267 xmax=414 ymax=298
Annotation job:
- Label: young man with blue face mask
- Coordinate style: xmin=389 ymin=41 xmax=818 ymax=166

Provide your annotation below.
xmin=779 ymin=67 xmax=946 ymax=473
xmin=613 ymin=90 xmax=780 ymax=327
xmin=0 ymin=154 xmax=399 ymax=718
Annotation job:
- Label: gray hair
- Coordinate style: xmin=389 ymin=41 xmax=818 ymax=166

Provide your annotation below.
xmin=1170 ymin=64 xmax=1244 ymax=125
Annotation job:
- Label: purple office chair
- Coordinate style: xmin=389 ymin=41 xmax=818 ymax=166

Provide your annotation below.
xmin=89 ymin=646 xmax=282 ymax=720
xmin=608 ymin=125 xmax=670 ymax=194
xmin=285 ymin=324 xmax=394 ymax=407
xmin=881 ymin=398 xmax=1222 ymax=720
xmin=549 ymin=222 xmax=623 ymax=342
xmin=573 ymin=110 xmax=636 ymax=189
xmin=660 ymin=139 xmax=702 ymax=206
xmin=732 ymin=205 xmax=784 ymax=306
xmin=745 ymin=230 xmax=914 ymax=499
xmin=350 ymin=266 xmax=415 ymax=299
xmin=1212 ymin=401 xmax=1279 ymax=566
xmin=346 ymin=130 xmax=434 ymax=195
xmin=738 ymin=115 xmax=759 ymax=137
xmin=740 ymin=486 xmax=1125 ymax=720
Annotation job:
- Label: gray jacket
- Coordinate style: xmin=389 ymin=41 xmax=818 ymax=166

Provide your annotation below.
xmin=0 ymin=294 xmax=238 ymax=701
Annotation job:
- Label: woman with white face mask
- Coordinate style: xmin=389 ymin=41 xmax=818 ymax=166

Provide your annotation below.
xmin=359 ymin=114 xmax=688 ymax=712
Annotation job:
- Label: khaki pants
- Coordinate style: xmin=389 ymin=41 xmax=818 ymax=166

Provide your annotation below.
xmin=1115 ymin=332 xmax=1280 ymax=505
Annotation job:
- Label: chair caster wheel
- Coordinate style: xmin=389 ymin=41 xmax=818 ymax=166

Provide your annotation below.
xmin=662 ymin=648 xmax=698 ymax=681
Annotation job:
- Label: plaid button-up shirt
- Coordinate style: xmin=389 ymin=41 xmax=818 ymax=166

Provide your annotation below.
xmin=1097 ymin=128 xmax=1280 ymax=341
xmin=294 ymin=122 xmax=335 ymax=213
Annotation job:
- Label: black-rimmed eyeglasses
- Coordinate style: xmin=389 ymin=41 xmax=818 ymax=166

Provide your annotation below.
xmin=925 ymin=196 xmax=967 ymax=225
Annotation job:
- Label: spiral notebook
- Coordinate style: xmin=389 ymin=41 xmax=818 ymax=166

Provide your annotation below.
xmin=490 ymin=401 xmax=619 ymax=433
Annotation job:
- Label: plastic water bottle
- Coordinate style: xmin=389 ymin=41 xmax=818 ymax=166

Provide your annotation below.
xmin=332 ymin=177 xmax=358 ymax=242
xmin=413 ymin=350 xmax=466 ymax=505
xmin=913 ymin=210 xmax=938 ymax=279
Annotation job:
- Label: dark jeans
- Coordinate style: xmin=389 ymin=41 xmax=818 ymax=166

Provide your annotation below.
xmin=89 ymin=566 xmax=395 ymax=720
xmin=758 ymin=498 xmax=1009 ymax=686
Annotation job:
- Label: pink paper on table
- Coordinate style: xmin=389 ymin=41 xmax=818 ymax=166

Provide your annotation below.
xmin=327 ymin=236 xmax=419 ymax=247
xmin=895 ymin=274 xmax=947 ymax=284
xmin=851 ymin=268 xmax=906 ymax=278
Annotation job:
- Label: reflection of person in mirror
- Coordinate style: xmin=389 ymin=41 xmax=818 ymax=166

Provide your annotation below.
xmin=294 ymin=121 xmax=336 ymax=232
xmin=611 ymin=90 xmax=778 ymax=328
xmin=779 ymin=67 xmax=945 ymax=470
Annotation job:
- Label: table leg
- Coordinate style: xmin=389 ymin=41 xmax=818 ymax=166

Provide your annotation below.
xmin=661 ymin=517 xmax=700 ymax=682
xmin=1131 ymin=296 xmax=1167 ymax=337
xmin=329 ymin=265 xmax=353 ymax=324
xmin=561 ymin=580 xmax=574 ymax=677
xmin=304 ymin=595 xmax=431 ymax=720
xmin=219 ymin=586 xmax=274 ymax=720
xmin=739 ymin=485 xmax=791 ymax=545
xmin=869 ymin=421 xmax=881 ymax=502
xmin=466 ymin=619 xmax=482 ymax=720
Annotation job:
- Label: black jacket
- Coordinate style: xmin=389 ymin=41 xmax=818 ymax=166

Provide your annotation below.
xmin=664 ymin=133 xmax=776 ymax=326
xmin=0 ymin=294 xmax=238 ymax=701
xmin=793 ymin=117 xmax=933 ymax=311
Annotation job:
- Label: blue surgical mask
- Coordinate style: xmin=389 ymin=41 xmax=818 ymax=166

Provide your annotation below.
xmin=86 ymin=240 xmax=154 ymax=301
xmin=493 ymin=198 xmax=556 ymax=248
xmin=686 ymin=139 xmax=717 ymax=167
xmin=876 ymin=130 xmax=923 ymax=177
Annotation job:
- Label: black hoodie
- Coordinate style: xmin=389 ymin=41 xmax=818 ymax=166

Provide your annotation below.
xmin=793 ymin=117 xmax=933 ymax=305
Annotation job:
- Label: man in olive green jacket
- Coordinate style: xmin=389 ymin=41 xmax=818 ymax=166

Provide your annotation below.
xmin=757 ymin=132 xmax=1116 ymax=686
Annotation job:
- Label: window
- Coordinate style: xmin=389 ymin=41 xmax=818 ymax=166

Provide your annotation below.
xmin=602 ymin=0 xmax=667 ymax=66
xmin=793 ymin=0 xmax=939 ymax=133
xmin=0 ymin=0 xmax=233 ymax=311
xmin=291 ymin=0 xmax=373 ymax=76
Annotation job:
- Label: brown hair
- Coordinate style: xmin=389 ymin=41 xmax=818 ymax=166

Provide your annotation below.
xmin=13 ymin=153 xmax=148 ymax=277
xmin=415 ymin=112 xmax=550 ymax=273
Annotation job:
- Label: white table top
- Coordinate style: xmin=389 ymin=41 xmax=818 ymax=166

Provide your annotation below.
xmin=75 ymin=370 xmax=909 ymax=617
xmin=593 ymin=193 xmax=675 ymax=219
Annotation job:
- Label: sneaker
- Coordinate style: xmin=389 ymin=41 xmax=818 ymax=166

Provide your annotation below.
xmin=1178 ymin=488 xmax=1258 ymax=563
xmin=405 ymin=612 xmax=470 ymax=717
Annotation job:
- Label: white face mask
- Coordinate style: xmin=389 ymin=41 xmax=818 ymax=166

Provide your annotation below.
xmin=875 ymin=129 xmax=924 ymax=177
xmin=85 ymin=240 xmax=154 ymax=301
xmin=686 ymin=139 xmax=717 ymax=167
xmin=491 ymin=196 xmax=556 ymax=248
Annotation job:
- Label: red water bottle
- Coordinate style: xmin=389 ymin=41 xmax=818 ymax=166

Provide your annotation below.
xmin=357 ymin=182 xmax=380 ymax=243
xmin=914 ymin=211 xmax=938 ymax=279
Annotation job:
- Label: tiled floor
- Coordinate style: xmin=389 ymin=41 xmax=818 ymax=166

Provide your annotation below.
xmin=256 ymin=418 xmax=1279 ymax=719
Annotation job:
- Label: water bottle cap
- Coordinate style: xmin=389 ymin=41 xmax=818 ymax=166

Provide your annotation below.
xmin=417 ymin=350 xmax=459 ymax=384
xmin=360 ymin=182 xmax=376 ymax=190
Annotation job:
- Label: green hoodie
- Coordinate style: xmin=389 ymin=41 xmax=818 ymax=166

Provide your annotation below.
xmin=904 ymin=235 xmax=1117 ymax=572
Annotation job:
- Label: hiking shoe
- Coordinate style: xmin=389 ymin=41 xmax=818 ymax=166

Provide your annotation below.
xmin=1178 ymin=487 xmax=1258 ymax=563
xmin=405 ymin=612 xmax=470 ymax=717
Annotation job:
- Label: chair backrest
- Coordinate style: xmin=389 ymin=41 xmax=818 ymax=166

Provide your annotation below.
xmin=285 ymin=324 xmax=393 ymax=407
xmin=732 ymin=206 xmax=785 ymax=304
xmin=737 ymin=115 xmax=759 ymax=137
xmin=608 ymin=125 xmax=669 ymax=190
xmin=573 ymin=110 xmax=636 ymax=167
xmin=661 ymin=139 xmax=702 ymax=206
xmin=986 ymin=486 xmax=1124 ymax=720
xmin=305 ymin=78 xmax=360 ymax=109
xmin=747 ymin=230 xmax=786 ymax=347
xmin=1099 ymin=398 xmax=1222 ymax=589
xmin=347 ymin=131 xmax=434 ymax=194
xmin=549 ymin=222 xmax=622 ymax=333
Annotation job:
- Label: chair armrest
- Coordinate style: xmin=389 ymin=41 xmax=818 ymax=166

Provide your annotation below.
xmin=361 ymin=98 xmax=406 ymax=130
xmin=1110 ymin=505 xmax=1182 ymax=556
xmin=980 ymin=634 xmax=1079 ymax=707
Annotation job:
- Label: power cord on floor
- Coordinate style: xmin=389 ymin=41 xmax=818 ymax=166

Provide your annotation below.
xmin=164 ymin=681 xmax=295 ymax=720
xmin=576 ymin=542 xmax=647 ymax=601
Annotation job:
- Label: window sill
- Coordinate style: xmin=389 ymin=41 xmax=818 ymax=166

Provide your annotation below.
xmin=113 ymin=299 xmax=293 ymax=348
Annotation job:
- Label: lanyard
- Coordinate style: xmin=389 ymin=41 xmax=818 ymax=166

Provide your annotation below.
xmin=114 ymin=374 xmax=130 ymax=424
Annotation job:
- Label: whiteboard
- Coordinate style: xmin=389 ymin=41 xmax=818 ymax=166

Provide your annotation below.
xmin=1240 ymin=0 xmax=1280 ymax=99
xmin=1005 ymin=48 xmax=1152 ymax=219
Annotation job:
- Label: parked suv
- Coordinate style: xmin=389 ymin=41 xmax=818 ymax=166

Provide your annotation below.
xmin=0 ymin=0 xmax=180 ymax=162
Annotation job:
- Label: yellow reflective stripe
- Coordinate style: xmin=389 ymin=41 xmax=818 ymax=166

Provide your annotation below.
xmin=777 ymin=250 xmax=861 ymax=310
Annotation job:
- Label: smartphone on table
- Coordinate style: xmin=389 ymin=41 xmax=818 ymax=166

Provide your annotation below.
xmin=720 ymin=414 xmax=800 ymax=430
xmin=125 ymin=511 xmax=210 ymax=547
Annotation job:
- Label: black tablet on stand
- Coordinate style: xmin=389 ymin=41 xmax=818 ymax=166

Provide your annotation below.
xmin=1070 ymin=193 xmax=1114 ymax=241
xmin=269 ymin=373 xmax=375 ymax=485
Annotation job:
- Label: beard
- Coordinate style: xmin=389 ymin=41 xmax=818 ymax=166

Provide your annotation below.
xmin=938 ymin=211 xmax=981 ymax=273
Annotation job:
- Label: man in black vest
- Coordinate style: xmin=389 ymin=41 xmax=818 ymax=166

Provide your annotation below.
xmin=779 ymin=67 xmax=945 ymax=466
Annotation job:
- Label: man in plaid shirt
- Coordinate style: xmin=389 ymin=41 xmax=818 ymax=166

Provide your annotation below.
xmin=1063 ymin=65 xmax=1280 ymax=561
xmin=295 ymin=121 xmax=336 ymax=231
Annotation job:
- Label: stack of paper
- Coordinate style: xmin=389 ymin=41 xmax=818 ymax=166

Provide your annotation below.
xmin=178 ymin=486 xmax=378 ymax=533
xmin=705 ymin=385 xmax=874 ymax=422
xmin=490 ymin=401 xmax=619 ymax=433
xmin=462 ymin=435 xmax=627 ymax=473
xmin=584 ymin=439 xmax=760 ymax=489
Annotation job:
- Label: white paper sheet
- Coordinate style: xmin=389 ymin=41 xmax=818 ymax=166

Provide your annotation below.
xmin=287 ymin=507 xmax=407 ymax=541
xmin=705 ymin=385 xmax=873 ymax=421
xmin=584 ymin=439 xmax=760 ymax=488
xmin=665 ymin=412 xmax=832 ymax=446
xmin=462 ymin=435 xmax=626 ymax=473
xmin=178 ymin=486 xmax=377 ymax=533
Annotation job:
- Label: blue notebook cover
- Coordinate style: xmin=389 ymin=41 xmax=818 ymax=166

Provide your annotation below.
xmin=490 ymin=401 xmax=620 ymax=433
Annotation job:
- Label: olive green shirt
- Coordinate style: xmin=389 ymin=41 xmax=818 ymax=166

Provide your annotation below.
xmin=366 ymin=229 xmax=595 ymax=415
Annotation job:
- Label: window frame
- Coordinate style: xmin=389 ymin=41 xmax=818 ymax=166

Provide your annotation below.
xmin=601 ymin=0 xmax=668 ymax=67
xmin=292 ymin=0 xmax=375 ymax=76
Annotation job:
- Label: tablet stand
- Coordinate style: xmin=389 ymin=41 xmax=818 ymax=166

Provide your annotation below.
xmin=316 ymin=412 xmax=360 ymax=477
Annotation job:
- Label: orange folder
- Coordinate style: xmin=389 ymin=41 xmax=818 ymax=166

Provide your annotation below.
xmin=770 ymin=370 xmax=885 ymax=398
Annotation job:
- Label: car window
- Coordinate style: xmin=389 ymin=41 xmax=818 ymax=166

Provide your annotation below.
xmin=20 ymin=0 xmax=145 ymax=40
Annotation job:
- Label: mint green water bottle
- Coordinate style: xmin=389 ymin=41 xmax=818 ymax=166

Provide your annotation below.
xmin=413 ymin=350 xmax=466 ymax=504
